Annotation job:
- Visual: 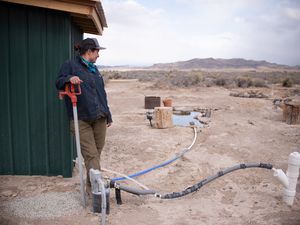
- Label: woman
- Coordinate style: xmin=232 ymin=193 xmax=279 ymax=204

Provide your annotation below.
xmin=56 ymin=38 xmax=112 ymax=195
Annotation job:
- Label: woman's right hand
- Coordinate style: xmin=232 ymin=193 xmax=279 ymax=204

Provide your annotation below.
xmin=69 ymin=76 xmax=83 ymax=84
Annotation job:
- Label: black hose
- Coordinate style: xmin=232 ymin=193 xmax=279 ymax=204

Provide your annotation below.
xmin=160 ymin=162 xmax=273 ymax=199
xmin=109 ymin=163 xmax=273 ymax=199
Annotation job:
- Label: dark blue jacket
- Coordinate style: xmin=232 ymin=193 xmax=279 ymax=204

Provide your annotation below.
xmin=56 ymin=56 xmax=112 ymax=123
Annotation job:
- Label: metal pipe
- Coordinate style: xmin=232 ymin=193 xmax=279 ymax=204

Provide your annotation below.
xmin=59 ymin=83 xmax=85 ymax=207
xmin=73 ymin=106 xmax=86 ymax=207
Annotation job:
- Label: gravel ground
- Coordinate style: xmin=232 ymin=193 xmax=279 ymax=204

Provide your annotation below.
xmin=1 ymin=192 xmax=83 ymax=219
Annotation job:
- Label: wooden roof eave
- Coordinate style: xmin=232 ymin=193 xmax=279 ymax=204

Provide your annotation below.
xmin=2 ymin=0 xmax=106 ymax=35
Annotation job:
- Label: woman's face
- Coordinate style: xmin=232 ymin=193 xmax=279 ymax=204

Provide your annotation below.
xmin=86 ymin=49 xmax=99 ymax=63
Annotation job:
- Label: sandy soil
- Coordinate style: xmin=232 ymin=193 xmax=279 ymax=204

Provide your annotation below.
xmin=1 ymin=80 xmax=300 ymax=225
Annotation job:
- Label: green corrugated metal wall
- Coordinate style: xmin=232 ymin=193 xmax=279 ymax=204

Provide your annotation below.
xmin=0 ymin=2 xmax=83 ymax=177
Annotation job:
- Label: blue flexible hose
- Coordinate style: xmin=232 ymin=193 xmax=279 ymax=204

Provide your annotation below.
xmin=111 ymin=148 xmax=190 ymax=182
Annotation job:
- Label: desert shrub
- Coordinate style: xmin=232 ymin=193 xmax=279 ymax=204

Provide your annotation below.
xmin=203 ymin=77 xmax=215 ymax=87
xmin=252 ymin=78 xmax=268 ymax=87
xmin=282 ymin=78 xmax=293 ymax=87
xmin=215 ymin=78 xmax=227 ymax=86
xmin=113 ymin=71 xmax=122 ymax=79
xmin=151 ymin=70 xmax=204 ymax=88
xmin=103 ymin=69 xmax=300 ymax=89
xmin=191 ymin=73 xmax=203 ymax=84
xmin=103 ymin=71 xmax=122 ymax=79
xmin=169 ymin=73 xmax=202 ymax=87
xmin=287 ymin=73 xmax=300 ymax=85
xmin=236 ymin=77 xmax=253 ymax=88
xmin=261 ymin=72 xmax=300 ymax=85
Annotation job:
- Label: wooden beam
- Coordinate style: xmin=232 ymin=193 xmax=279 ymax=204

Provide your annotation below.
xmin=71 ymin=15 xmax=101 ymax=34
xmin=3 ymin=0 xmax=91 ymax=15
xmin=89 ymin=7 xmax=103 ymax=35
xmin=95 ymin=1 xmax=107 ymax=27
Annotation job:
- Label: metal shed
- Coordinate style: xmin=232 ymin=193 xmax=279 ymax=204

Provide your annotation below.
xmin=0 ymin=0 xmax=107 ymax=177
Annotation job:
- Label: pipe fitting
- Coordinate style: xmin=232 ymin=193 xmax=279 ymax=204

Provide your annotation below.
xmin=283 ymin=151 xmax=300 ymax=206
xmin=273 ymin=168 xmax=289 ymax=188
xmin=90 ymin=169 xmax=110 ymax=215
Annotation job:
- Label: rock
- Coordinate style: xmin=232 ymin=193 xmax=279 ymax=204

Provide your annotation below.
xmin=1 ymin=190 xmax=14 ymax=197
xmin=243 ymin=92 xmax=250 ymax=98
xmin=230 ymin=90 xmax=267 ymax=98
xmin=248 ymin=120 xmax=254 ymax=125
xmin=198 ymin=117 xmax=211 ymax=124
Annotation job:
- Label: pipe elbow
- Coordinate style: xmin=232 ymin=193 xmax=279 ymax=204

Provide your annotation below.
xmin=273 ymin=168 xmax=289 ymax=188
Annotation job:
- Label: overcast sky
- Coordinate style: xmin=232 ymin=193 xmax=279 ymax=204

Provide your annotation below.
xmin=86 ymin=0 xmax=300 ymax=66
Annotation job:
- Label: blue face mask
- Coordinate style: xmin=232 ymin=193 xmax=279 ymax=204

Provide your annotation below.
xmin=80 ymin=56 xmax=97 ymax=73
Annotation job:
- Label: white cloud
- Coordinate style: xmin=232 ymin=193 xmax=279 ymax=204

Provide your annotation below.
xmin=88 ymin=0 xmax=174 ymax=65
xmin=285 ymin=7 xmax=300 ymax=20
xmin=105 ymin=0 xmax=165 ymax=29
xmin=86 ymin=0 xmax=300 ymax=66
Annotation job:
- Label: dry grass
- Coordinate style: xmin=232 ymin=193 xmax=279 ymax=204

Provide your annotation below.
xmin=102 ymin=69 xmax=300 ymax=89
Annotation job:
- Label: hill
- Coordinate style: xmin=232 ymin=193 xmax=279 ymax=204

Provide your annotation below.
xmin=150 ymin=58 xmax=295 ymax=70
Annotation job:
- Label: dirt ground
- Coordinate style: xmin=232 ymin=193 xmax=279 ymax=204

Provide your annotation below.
xmin=1 ymin=80 xmax=300 ymax=225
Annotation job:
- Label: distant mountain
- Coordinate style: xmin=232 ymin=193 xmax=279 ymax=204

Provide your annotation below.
xmin=150 ymin=58 xmax=295 ymax=70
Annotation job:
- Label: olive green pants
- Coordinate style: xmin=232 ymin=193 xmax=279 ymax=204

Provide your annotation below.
xmin=70 ymin=117 xmax=107 ymax=187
